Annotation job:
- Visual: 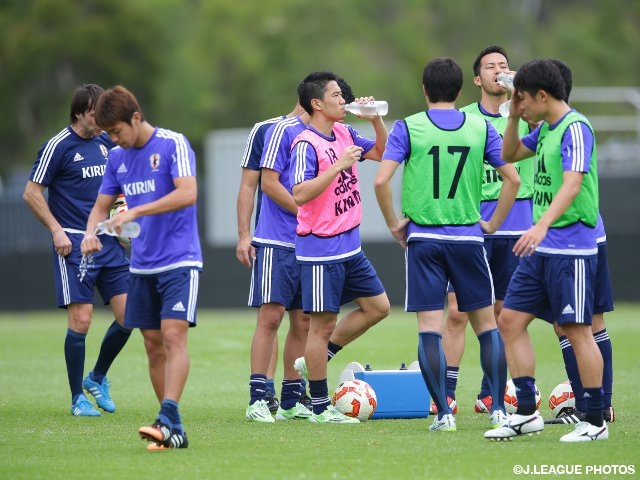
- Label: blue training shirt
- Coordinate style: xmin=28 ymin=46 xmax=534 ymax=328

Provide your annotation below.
xmin=253 ymin=115 xmax=307 ymax=249
xmin=30 ymin=127 xmax=115 ymax=232
xmin=100 ymin=128 xmax=203 ymax=274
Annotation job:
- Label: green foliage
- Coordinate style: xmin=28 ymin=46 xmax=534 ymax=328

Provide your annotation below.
xmin=1 ymin=0 xmax=639 ymax=176
xmin=0 ymin=306 xmax=638 ymax=479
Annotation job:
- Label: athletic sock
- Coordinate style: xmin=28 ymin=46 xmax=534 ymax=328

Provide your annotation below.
xmin=513 ymin=376 xmax=537 ymax=415
xmin=249 ymin=374 xmax=267 ymax=405
xmin=593 ymin=329 xmax=613 ymax=409
xmin=559 ymin=335 xmax=585 ymax=411
xmin=445 ymin=366 xmax=459 ymax=400
xmin=584 ymin=387 xmax=604 ymax=427
xmin=478 ymin=328 xmax=507 ymax=412
xmin=309 ymin=379 xmax=330 ymax=415
xmin=92 ymin=321 xmax=132 ymax=382
xmin=65 ymin=329 xmax=86 ymax=404
xmin=327 ymin=341 xmax=342 ymax=362
xmin=159 ymin=399 xmax=181 ymax=432
xmin=479 ymin=374 xmax=491 ymax=398
xmin=417 ymin=332 xmax=450 ymax=418
xmin=280 ymin=379 xmax=303 ymax=410
xmin=265 ymin=378 xmax=276 ymax=397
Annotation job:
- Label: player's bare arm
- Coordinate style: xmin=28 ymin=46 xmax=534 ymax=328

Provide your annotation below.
xmin=292 ymin=145 xmax=362 ymax=206
xmin=236 ymin=168 xmax=259 ymax=267
xmin=374 ymin=159 xmax=408 ymax=248
xmin=480 ymin=163 xmax=520 ymax=234
xmin=513 ymin=171 xmax=584 ymax=257
xmin=261 ymin=168 xmax=297 ymax=215
xmin=23 ymin=180 xmax=72 ymax=256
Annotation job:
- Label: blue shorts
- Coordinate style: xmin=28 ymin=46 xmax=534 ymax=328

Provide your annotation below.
xmin=484 ymin=237 xmax=519 ymax=300
xmin=594 ymin=244 xmax=614 ymax=314
xmin=406 ymin=240 xmax=494 ymax=312
xmin=249 ymin=246 xmax=302 ymax=310
xmin=53 ymin=233 xmax=129 ymax=308
xmin=125 ymin=267 xmax=200 ymax=329
xmin=503 ymin=254 xmax=596 ymax=326
xmin=300 ymin=251 xmax=385 ymax=314
xmin=446 ymin=237 xmax=519 ymax=300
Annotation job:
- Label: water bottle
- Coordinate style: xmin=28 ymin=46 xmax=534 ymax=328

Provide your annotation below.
xmin=399 ymin=363 xmax=407 ymax=370
xmin=496 ymin=73 xmax=515 ymax=91
xmin=364 ymin=364 xmax=372 ymax=371
xmin=499 ymin=100 xmax=511 ymax=118
xmin=345 ymin=100 xmax=388 ymax=116
xmin=95 ymin=220 xmax=141 ymax=239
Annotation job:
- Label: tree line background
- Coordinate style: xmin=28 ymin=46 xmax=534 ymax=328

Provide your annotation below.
xmin=1 ymin=0 xmax=638 ymax=183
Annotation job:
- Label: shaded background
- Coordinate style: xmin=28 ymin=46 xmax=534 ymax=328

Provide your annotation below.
xmin=1 ymin=0 xmax=639 ymax=309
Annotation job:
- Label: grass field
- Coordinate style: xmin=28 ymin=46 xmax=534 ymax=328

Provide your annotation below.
xmin=1 ymin=305 xmax=638 ymax=479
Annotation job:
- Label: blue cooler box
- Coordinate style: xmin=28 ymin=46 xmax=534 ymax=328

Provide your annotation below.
xmin=337 ymin=361 xmax=430 ymax=419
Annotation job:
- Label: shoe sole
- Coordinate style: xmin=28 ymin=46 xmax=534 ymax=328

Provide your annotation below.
xmin=139 ymin=426 xmax=168 ymax=443
xmin=486 ymin=430 xmax=542 ymax=441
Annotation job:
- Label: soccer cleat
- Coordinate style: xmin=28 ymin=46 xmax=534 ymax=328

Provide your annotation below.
xmin=245 ymin=399 xmax=275 ymax=423
xmin=139 ymin=421 xmax=172 ymax=444
xmin=603 ymin=406 xmax=615 ymax=423
xmin=83 ymin=372 xmax=115 ymax=413
xmin=308 ymin=405 xmax=360 ymax=423
xmin=544 ymin=407 xmax=585 ymax=425
xmin=266 ymin=394 xmax=280 ymax=414
xmin=484 ymin=410 xmax=543 ymax=441
xmin=489 ymin=409 xmax=508 ymax=428
xmin=293 ymin=357 xmax=308 ymax=383
xmin=147 ymin=430 xmax=189 ymax=450
xmin=559 ymin=421 xmax=609 ymax=442
xmin=474 ymin=394 xmax=493 ymax=414
xmin=275 ymin=402 xmax=313 ymax=420
xmin=429 ymin=397 xmax=458 ymax=415
xmin=300 ymin=393 xmax=312 ymax=410
xmin=428 ymin=413 xmax=457 ymax=432
xmin=70 ymin=394 xmax=101 ymax=417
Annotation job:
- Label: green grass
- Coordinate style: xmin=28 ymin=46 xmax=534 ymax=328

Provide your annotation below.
xmin=1 ymin=305 xmax=638 ymax=480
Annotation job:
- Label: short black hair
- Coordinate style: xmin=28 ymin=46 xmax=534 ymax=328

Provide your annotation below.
xmin=297 ymin=71 xmax=339 ymax=115
xmin=513 ymin=59 xmax=566 ymax=101
xmin=549 ymin=58 xmax=572 ymax=102
xmin=69 ymin=84 xmax=104 ymax=124
xmin=472 ymin=45 xmax=509 ymax=76
xmin=422 ymin=57 xmax=463 ymax=103
xmin=336 ymin=75 xmax=355 ymax=104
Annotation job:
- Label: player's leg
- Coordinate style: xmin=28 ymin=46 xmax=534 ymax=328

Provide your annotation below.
xmin=439 ymin=290 xmax=465 ymax=414
xmin=299 ymin=262 xmax=358 ymax=423
xmin=139 ymin=267 xmax=198 ymax=449
xmin=329 ymin=253 xmax=389 ymax=352
xmin=265 ymin=336 xmax=279 ymax=413
xmin=84 ymin=269 xmax=132 ymax=413
xmin=141 ymin=328 xmax=165 ymax=402
xmin=67 ymin=302 xmax=101 ymax=416
xmin=592 ymin=314 xmax=614 ymax=421
xmin=276 ymin=309 xmax=311 ymax=420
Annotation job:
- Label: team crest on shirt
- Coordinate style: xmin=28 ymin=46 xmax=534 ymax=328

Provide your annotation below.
xmin=149 ymin=153 xmax=161 ymax=170
xmin=99 ymin=144 xmax=109 ymax=159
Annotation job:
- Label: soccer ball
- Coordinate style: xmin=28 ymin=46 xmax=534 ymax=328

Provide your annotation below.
xmin=331 ymin=379 xmax=377 ymax=421
xmin=548 ymin=381 xmax=575 ymax=417
xmin=504 ymin=379 xmax=541 ymax=414
xmin=110 ymin=195 xmax=130 ymax=244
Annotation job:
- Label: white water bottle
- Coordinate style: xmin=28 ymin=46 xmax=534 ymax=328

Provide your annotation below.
xmin=95 ymin=220 xmax=141 ymax=239
xmin=499 ymin=100 xmax=511 ymax=118
xmin=496 ymin=73 xmax=515 ymax=91
xmin=345 ymin=100 xmax=388 ymax=116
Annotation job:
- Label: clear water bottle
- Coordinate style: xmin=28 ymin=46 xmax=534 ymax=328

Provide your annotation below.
xmin=345 ymin=100 xmax=388 ymax=116
xmin=499 ymin=100 xmax=511 ymax=118
xmin=496 ymin=73 xmax=515 ymax=91
xmin=95 ymin=220 xmax=141 ymax=239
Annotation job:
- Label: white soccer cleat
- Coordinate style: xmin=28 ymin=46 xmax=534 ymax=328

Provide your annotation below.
xmin=489 ymin=409 xmax=508 ymax=428
xmin=245 ymin=399 xmax=275 ymax=423
xmin=484 ymin=410 xmax=543 ymax=441
xmin=428 ymin=413 xmax=457 ymax=432
xmin=559 ymin=421 xmax=609 ymax=442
